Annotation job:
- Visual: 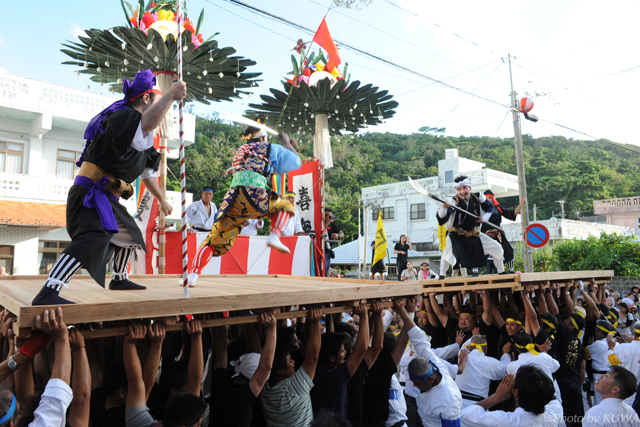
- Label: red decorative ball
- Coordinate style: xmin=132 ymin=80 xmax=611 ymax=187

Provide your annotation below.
xmin=303 ymin=68 xmax=312 ymax=76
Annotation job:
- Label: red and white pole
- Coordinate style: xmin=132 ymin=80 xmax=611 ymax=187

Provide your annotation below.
xmin=177 ymin=0 xmax=188 ymax=297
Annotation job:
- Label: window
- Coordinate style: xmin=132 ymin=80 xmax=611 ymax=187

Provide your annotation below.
xmin=445 ymin=170 xmax=453 ymax=183
xmin=372 ymin=207 xmax=394 ymax=220
xmin=56 ymin=149 xmax=81 ymax=179
xmin=410 ymin=203 xmax=426 ymax=220
xmin=0 ymin=246 xmax=14 ymax=275
xmin=37 ymin=241 xmax=70 ymax=274
xmin=413 ymin=242 xmax=438 ymax=252
xmin=637 ymin=218 xmax=640 ymax=229
xmin=0 ymin=142 xmax=24 ymax=174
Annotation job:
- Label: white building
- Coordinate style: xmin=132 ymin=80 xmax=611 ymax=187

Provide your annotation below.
xmin=336 ymin=148 xmax=634 ymax=276
xmin=0 ymin=70 xmax=196 ymax=275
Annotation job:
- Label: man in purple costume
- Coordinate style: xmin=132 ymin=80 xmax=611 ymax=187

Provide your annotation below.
xmin=32 ymin=70 xmax=186 ymax=305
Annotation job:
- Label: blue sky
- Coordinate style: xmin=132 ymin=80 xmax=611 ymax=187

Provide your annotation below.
xmin=2 ymin=0 xmax=640 ymax=147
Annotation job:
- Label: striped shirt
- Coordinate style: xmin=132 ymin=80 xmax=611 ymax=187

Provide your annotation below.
xmin=261 ymin=367 xmax=314 ymax=427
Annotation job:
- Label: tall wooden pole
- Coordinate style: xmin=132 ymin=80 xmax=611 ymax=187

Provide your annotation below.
xmin=158 ymin=135 xmax=167 ymax=274
xmin=508 ymin=54 xmax=533 ymax=273
xmin=177 ymin=0 xmax=188 ymax=297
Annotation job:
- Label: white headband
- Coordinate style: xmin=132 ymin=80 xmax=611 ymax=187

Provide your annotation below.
xmin=454 ymin=178 xmax=471 ymax=188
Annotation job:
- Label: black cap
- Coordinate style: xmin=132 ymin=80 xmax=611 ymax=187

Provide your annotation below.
xmin=371 ymin=241 xmax=375 ymax=246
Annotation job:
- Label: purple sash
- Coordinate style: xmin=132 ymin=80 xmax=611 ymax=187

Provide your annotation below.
xmin=74 ymin=176 xmax=119 ymax=232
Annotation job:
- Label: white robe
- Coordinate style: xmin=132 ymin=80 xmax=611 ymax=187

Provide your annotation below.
xmin=456 ymin=349 xmax=509 ymax=408
xmin=461 ymin=399 xmax=565 ymax=427
xmin=403 ymin=327 xmax=462 ymax=426
xmin=240 ymin=219 xmax=263 ymax=236
xmin=185 ymin=200 xmax=217 ymax=231
xmin=606 ymin=340 xmax=640 ymax=405
xmin=583 ymin=398 xmax=640 ymax=427
xmin=282 ymin=206 xmax=304 ymax=236
xmin=587 ymin=339 xmax=614 ymax=405
xmin=507 ymin=352 xmax=562 ymax=403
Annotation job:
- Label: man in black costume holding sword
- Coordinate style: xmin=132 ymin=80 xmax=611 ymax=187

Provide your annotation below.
xmin=435 ymin=176 xmax=506 ymax=278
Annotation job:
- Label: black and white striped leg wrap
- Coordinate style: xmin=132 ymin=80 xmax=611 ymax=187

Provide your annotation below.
xmin=43 ymin=254 xmax=82 ymax=292
xmin=112 ymin=246 xmax=135 ymax=281
xmin=506 ymin=260 xmax=514 ymax=272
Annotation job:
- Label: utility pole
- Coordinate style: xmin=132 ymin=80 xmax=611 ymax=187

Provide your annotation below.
xmin=508 ymin=54 xmax=533 ymax=273
xmin=556 ymin=200 xmax=566 ymax=219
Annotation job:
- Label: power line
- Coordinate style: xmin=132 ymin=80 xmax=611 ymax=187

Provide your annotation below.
xmin=394 ymin=60 xmax=500 ymax=98
xmin=214 ymin=0 xmax=635 ymax=152
xmin=307 ymin=0 xmax=508 ymax=87
xmin=436 ymin=62 xmax=503 ymax=125
xmin=493 ymin=111 xmax=510 ymax=138
xmin=381 ymin=0 xmax=503 ymax=59
xmin=219 ymin=0 xmax=510 ymax=109
xmin=538 ymin=119 xmax=640 ymax=155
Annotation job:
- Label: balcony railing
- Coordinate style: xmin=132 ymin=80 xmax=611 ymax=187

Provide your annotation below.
xmin=0 ymin=72 xmax=195 ymax=147
xmin=594 ymin=196 xmax=640 ymax=214
xmin=0 ymin=172 xmax=191 ymax=223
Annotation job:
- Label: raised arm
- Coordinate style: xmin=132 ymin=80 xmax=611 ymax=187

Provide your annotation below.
xmin=580 ymin=286 xmax=601 ymax=322
xmin=537 ymin=283 xmax=549 ymax=315
xmin=140 ymin=81 xmax=186 ymax=133
xmin=563 ymin=284 xmax=575 ymax=315
xmin=67 ymin=328 xmax=91 ymax=427
xmin=390 ymin=299 xmax=411 ymax=365
xmin=364 ymin=301 xmax=384 ymax=369
xmin=423 ymin=294 xmax=442 ymax=328
xmin=124 ymin=323 xmax=148 ymax=409
xmin=546 ymin=284 xmax=560 ymax=316
xmin=430 ymin=292 xmax=449 ymax=327
xmin=346 ymin=303 xmax=370 ymax=376
xmin=492 ymin=301 xmax=506 ymax=329
xmin=479 ymin=290 xmax=493 ymax=326
xmin=301 ymin=308 xmax=322 ymax=380
xmin=143 ymin=322 xmax=166 ymax=402
xmin=184 ymin=319 xmax=204 ymax=396
xmin=522 ymin=285 xmax=540 ymax=337
xmin=250 ymin=312 xmax=277 ymax=397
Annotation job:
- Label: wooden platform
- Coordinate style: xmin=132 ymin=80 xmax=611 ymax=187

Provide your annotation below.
xmin=0 ymin=274 xmax=422 ymax=337
xmin=420 ymin=270 xmax=614 ymax=294
xmin=0 ymin=271 xmax=613 ymax=338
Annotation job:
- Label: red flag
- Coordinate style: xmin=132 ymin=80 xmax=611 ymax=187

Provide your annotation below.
xmin=313 ymin=18 xmax=341 ymax=72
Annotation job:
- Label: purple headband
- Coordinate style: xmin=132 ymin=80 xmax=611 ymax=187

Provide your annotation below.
xmin=78 ymin=70 xmax=157 ymax=167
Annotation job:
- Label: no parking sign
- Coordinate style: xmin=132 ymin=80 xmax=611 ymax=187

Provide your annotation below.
xmin=525 ymin=223 xmax=550 ymax=248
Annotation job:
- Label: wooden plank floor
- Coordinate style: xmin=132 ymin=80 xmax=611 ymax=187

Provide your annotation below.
xmin=0 ymin=270 xmax=613 ymax=337
xmin=420 ymin=270 xmax=614 ymax=294
xmin=0 ymin=274 xmax=422 ymax=331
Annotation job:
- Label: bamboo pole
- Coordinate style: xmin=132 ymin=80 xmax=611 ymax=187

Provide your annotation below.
xmin=177 ymin=0 xmax=188 ymax=297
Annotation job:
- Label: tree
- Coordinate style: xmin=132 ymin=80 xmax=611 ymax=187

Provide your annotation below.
xmin=552 ymin=232 xmax=640 ymax=276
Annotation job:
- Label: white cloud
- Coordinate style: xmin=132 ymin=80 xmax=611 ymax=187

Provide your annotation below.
xmin=69 ymin=22 xmax=85 ymax=40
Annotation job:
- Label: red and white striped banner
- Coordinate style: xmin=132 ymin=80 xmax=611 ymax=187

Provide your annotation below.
xmin=162 ymin=234 xmax=311 ymax=276
xmin=195 ymin=235 xmax=311 ymax=275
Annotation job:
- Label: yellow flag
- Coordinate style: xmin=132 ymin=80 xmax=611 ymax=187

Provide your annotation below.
xmin=438 ymin=224 xmax=447 ymax=251
xmin=373 ymin=212 xmax=388 ymax=265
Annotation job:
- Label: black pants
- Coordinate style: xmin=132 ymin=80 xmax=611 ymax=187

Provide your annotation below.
xmin=397 ymin=263 xmax=407 ymax=281
xmin=557 ymin=375 xmax=584 ymax=427
xmin=404 ymin=393 xmax=421 ymax=427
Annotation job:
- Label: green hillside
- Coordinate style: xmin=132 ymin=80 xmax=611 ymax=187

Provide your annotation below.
xmin=168 ymin=114 xmax=640 ymax=243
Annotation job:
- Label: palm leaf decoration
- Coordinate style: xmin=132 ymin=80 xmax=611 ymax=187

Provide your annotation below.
xmin=246 ymin=78 xmax=398 ymax=136
xmin=61 ymin=2 xmax=260 ymax=104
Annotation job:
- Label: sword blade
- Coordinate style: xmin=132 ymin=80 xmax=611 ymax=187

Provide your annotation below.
xmin=407 ymin=176 xmax=505 ymax=233
xmin=220 ymin=113 xmax=279 ymax=135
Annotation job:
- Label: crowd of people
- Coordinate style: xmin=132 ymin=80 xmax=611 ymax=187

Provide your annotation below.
xmin=3 ymin=281 xmax=640 ymax=426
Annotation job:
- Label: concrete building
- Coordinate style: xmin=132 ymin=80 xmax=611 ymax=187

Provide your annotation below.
xmin=594 ymin=196 xmax=640 ymax=229
xmin=334 ymin=149 xmax=636 ymax=277
xmin=0 ymin=70 xmax=195 ymax=275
